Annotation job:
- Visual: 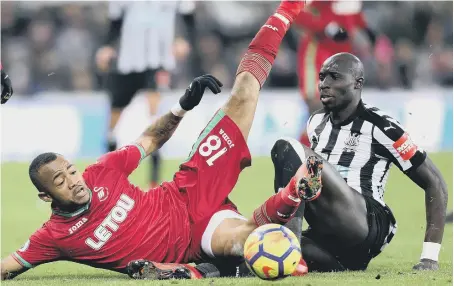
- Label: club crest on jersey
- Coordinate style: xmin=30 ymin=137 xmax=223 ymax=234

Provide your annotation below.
xmin=311 ymin=134 xmax=319 ymax=145
xmin=85 ymin=194 xmax=135 ymax=250
xmin=343 ymin=132 xmax=360 ymax=152
xmin=310 ymin=134 xmax=320 ymax=149
xmin=93 ymin=186 xmax=109 ymax=202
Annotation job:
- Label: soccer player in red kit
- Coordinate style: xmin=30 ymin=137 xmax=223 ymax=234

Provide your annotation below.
xmin=2 ymin=1 xmax=316 ymax=280
xmin=295 ymin=0 xmax=375 ymax=146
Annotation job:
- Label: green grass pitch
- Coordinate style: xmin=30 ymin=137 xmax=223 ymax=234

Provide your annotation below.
xmin=1 ymin=153 xmax=452 ymax=285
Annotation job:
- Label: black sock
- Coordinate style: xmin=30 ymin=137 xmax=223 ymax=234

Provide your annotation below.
xmin=236 ymin=262 xmax=254 ymax=277
xmin=285 ymin=204 xmax=305 ymax=243
xmin=208 ymin=257 xmax=252 ymax=278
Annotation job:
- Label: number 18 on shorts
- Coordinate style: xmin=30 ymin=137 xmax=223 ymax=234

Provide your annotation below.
xmin=174 ymin=110 xmax=251 ymax=222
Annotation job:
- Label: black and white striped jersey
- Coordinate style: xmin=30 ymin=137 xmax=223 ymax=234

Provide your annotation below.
xmin=307 ymin=100 xmax=427 ymax=207
xmin=108 ymin=1 xmax=195 ymax=74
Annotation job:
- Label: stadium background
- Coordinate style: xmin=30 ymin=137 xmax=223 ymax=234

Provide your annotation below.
xmin=1 ymin=1 xmax=453 ymax=285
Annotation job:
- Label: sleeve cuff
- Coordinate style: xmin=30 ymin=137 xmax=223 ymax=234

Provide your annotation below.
xmin=132 ymin=143 xmax=147 ymax=162
xmin=12 ymin=253 xmax=33 ymax=269
xmin=403 ymin=150 xmax=427 ymax=174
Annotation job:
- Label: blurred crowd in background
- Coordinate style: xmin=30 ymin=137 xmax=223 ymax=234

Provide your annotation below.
xmin=1 ymin=1 xmax=452 ymax=96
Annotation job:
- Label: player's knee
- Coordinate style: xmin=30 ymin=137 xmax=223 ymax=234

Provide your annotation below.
xmin=223 ymin=238 xmax=245 ymax=257
xmin=271 ymin=137 xmax=308 ymax=162
xmin=221 ymin=221 xmax=256 ymax=257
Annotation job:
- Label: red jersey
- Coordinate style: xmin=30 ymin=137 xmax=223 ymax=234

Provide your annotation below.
xmin=12 ymin=144 xmax=191 ymax=273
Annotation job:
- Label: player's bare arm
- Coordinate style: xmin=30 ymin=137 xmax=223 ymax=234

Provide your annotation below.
xmin=1 ymin=255 xmax=27 ymax=280
xmin=136 ymin=112 xmax=183 ymax=154
xmin=135 ymin=75 xmax=222 ymax=157
xmin=406 ymin=156 xmax=448 ymax=271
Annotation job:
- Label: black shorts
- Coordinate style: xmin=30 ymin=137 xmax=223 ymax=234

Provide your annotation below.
xmin=303 ymin=195 xmax=397 ymax=271
xmin=106 ymin=68 xmax=163 ymax=109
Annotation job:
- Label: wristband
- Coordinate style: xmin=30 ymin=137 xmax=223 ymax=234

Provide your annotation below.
xmin=420 ymin=242 xmax=441 ymax=261
xmin=170 ymin=102 xmax=187 ymax=117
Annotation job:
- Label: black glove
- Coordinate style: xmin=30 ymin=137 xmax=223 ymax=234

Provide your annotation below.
xmin=179 ymin=74 xmax=223 ymax=111
xmin=412 ymin=259 xmax=439 ymax=271
xmin=1 ymin=69 xmax=13 ymax=104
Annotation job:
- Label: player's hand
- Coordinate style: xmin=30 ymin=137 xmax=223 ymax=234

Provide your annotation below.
xmin=179 ymin=74 xmax=223 ymax=111
xmin=412 ymin=259 xmax=439 ymax=271
xmin=1 ymin=68 xmax=13 ymax=104
xmin=96 ymin=46 xmax=116 ymax=72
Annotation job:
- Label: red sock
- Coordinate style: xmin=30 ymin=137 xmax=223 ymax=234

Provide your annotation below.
xmin=253 ymin=177 xmax=301 ymax=226
xmin=236 ymin=1 xmax=304 ymax=88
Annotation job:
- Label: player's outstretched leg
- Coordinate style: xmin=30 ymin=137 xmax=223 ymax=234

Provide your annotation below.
xmin=221 ymin=0 xmax=305 ymax=140
xmin=184 ymin=0 xmax=308 ymax=275
xmin=205 ymin=172 xmax=309 ymax=275
xmin=271 ymin=137 xmax=369 ymax=246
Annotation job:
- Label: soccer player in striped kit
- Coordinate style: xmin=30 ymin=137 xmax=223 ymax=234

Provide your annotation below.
xmin=271 ymin=52 xmax=448 ymax=272
xmin=96 ymin=1 xmax=197 ymax=188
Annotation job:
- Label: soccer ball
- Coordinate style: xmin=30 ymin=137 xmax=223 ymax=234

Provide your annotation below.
xmin=243 ymin=224 xmax=302 ymax=280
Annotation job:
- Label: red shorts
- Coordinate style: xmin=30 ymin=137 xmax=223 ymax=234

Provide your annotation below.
xmin=173 ymin=109 xmax=252 ymax=261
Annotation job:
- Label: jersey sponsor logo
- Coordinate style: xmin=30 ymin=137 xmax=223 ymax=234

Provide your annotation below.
xmin=93 ymin=186 xmax=109 ymax=202
xmin=85 ymin=194 xmax=135 ymax=250
xmin=219 ymin=129 xmax=235 ymax=149
xmin=19 ymin=239 xmax=30 ymax=252
xmin=343 ymin=132 xmax=360 ymax=152
xmin=393 ymin=133 xmax=417 ymax=161
xmin=69 ymin=217 xmax=88 ymax=235
xmin=263 ymin=24 xmax=278 ymax=32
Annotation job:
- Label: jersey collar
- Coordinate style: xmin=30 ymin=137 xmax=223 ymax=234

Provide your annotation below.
xmin=329 ymin=100 xmax=366 ymax=128
xmin=51 ymin=189 xmax=93 ymax=218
